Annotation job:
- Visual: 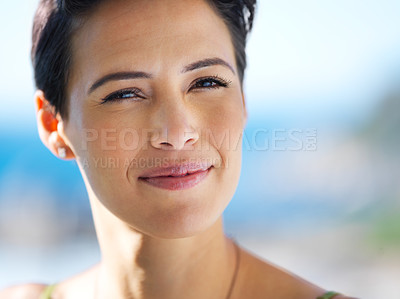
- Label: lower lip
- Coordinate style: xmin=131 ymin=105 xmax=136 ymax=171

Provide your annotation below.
xmin=139 ymin=168 xmax=211 ymax=191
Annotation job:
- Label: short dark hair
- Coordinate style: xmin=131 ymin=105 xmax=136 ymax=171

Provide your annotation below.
xmin=31 ymin=0 xmax=257 ymax=118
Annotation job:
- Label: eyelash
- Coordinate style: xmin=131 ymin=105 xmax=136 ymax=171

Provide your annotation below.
xmin=100 ymin=87 xmax=144 ymax=104
xmin=189 ymin=75 xmax=232 ymax=91
xmin=100 ymin=75 xmax=232 ymax=104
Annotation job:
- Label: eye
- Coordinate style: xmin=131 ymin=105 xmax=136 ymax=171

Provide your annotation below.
xmin=100 ymin=88 xmax=145 ymax=104
xmin=189 ymin=76 xmax=232 ymax=92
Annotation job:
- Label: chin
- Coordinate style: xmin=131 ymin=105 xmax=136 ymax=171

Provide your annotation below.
xmin=123 ymin=201 xmax=226 ymax=239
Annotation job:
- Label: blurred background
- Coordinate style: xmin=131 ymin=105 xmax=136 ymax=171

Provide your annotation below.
xmin=1 ymin=1 xmax=400 ymax=298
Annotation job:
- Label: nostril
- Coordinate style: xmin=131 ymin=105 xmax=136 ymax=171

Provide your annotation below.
xmin=159 ymin=142 xmax=174 ymax=150
xmin=150 ymin=127 xmax=199 ymax=150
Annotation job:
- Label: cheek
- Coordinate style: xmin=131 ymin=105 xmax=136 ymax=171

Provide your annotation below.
xmin=203 ymin=98 xmax=245 ymax=158
xmin=200 ymin=97 xmax=244 ymax=195
xmin=68 ymin=98 xmax=146 ymax=158
xmin=66 ymin=105 xmax=146 ymax=200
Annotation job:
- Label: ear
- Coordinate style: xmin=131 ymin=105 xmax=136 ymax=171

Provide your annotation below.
xmin=35 ymin=90 xmax=75 ymax=160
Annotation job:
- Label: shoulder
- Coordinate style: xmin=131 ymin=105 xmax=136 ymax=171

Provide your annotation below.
xmin=233 ymin=245 xmax=358 ymax=299
xmin=0 ymin=265 xmax=99 ymax=299
xmin=0 ymin=283 xmax=47 ymax=299
xmin=48 ymin=265 xmax=98 ymax=299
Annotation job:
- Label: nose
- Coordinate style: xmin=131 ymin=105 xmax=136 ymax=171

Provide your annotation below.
xmin=149 ymin=101 xmax=199 ymax=150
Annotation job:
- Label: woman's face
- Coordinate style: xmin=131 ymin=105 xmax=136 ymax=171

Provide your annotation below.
xmin=62 ymin=0 xmax=246 ymax=238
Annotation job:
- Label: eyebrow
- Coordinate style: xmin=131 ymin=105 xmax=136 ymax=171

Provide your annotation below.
xmin=182 ymin=57 xmax=235 ymax=74
xmin=89 ymin=71 xmax=152 ymax=94
xmin=88 ymin=57 xmax=235 ymax=94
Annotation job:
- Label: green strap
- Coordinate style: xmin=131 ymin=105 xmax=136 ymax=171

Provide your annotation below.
xmin=317 ymin=291 xmax=341 ymax=299
xmin=39 ymin=284 xmax=56 ymax=299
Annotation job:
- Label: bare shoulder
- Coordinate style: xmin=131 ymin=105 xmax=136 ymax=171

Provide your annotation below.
xmin=50 ymin=265 xmax=99 ymax=298
xmin=0 ymin=283 xmax=47 ymax=299
xmin=233 ymin=245 xmax=357 ymax=299
xmin=0 ymin=265 xmax=99 ymax=299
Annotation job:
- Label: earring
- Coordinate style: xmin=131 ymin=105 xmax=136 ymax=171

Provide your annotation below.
xmin=58 ymin=147 xmax=67 ymax=159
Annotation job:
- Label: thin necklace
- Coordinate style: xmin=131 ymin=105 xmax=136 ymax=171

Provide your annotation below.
xmin=93 ymin=240 xmax=241 ymax=299
xmin=225 ymin=239 xmax=241 ymax=299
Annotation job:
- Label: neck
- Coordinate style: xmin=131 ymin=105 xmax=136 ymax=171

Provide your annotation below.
xmin=91 ymin=200 xmax=237 ymax=299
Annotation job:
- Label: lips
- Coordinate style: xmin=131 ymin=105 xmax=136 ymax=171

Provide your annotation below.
xmin=138 ymin=162 xmax=212 ymax=190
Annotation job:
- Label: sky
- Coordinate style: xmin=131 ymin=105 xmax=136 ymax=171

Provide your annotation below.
xmin=1 ymin=0 xmax=400 ymax=129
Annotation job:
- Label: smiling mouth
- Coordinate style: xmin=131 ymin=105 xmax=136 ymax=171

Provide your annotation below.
xmin=138 ymin=164 xmax=213 ymax=191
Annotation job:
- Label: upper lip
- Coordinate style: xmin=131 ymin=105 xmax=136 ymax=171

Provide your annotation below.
xmin=139 ymin=162 xmax=212 ymax=179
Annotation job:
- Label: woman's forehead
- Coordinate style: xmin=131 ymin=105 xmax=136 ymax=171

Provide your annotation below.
xmin=68 ymin=0 xmax=236 ymax=91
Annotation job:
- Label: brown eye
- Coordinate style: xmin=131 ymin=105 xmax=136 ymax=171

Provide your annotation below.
xmin=189 ymin=76 xmax=232 ymax=91
xmin=101 ymin=88 xmax=144 ymax=104
xmin=195 ymin=79 xmax=218 ymax=88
